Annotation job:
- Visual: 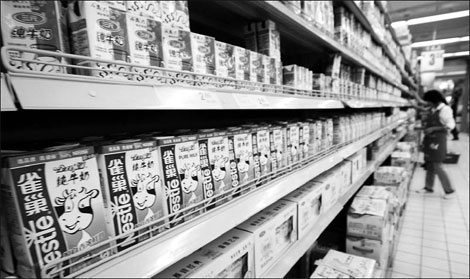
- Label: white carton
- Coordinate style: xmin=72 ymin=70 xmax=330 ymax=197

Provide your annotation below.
xmin=345 ymin=151 xmax=363 ymax=183
xmin=214 ymin=41 xmax=233 ymax=79
xmin=346 ymin=228 xmax=391 ymax=268
xmin=227 ymin=127 xmax=255 ymax=193
xmin=1 ymin=147 xmax=110 ymax=278
xmin=68 ymin=1 xmax=130 ymax=79
xmin=1 ymin=1 xmax=69 ymax=73
xmin=298 ymin=122 xmax=310 ymax=160
xmin=97 ymin=140 xmax=166 ymax=250
xmin=347 ymin=197 xmax=388 ymax=241
xmin=256 ymin=126 xmax=272 ymax=180
xmin=248 ymin=51 xmax=259 ymax=83
xmin=126 ymin=1 xmax=162 ymax=21
xmin=256 ymin=20 xmax=281 ymax=61
xmin=391 ymin=151 xmax=412 ymax=170
xmin=286 ymin=123 xmax=300 ymax=165
xmin=155 ymin=228 xmax=255 ymax=278
xmin=263 ymin=55 xmax=277 ymax=85
xmin=233 ymin=46 xmax=251 ymax=81
xmin=190 ymin=32 xmax=216 ymax=87
xmin=275 ymin=60 xmax=283 ymax=86
xmin=269 ymin=125 xmax=288 ymax=172
xmin=160 ymin=1 xmax=190 ymax=31
xmin=253 ymin=52 xmax=264 ymax=83
xmin=161 ymin=26 xmax=194 ymax=85
xmin=313 ymin=171 xmax=339 ymax=212
xmin=244 ymin=22 xmax=257 ymax=52
xmin=237 ymin=200 xmax=298 ymax=277
xmin=312 ymin=249 xmax=376 ymax=278
xmin=373 ymin=166 xmax=406 ymax=185
xmin=282 ymin=181 xmax=323 ymax=239
xmin=336 ymin=160 xmax=352 ymax=195
xmin=126 ymin=14 xmax=165 ymax=82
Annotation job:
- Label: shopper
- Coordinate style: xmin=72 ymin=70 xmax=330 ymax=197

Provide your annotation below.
xmin=450 ymin=79 xmax=463 ymax=140
xmin=416 ymin=90 xmax=456 ymax=199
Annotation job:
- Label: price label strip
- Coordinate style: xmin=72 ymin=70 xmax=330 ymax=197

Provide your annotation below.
xmin=154 ymin=86 xmax=223 ymax=109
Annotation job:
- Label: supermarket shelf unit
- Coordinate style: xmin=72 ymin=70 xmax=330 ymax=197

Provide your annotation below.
xmin=75 ymin=118 xmax=409 ymax=278
xmin=1 ymin=73 xmax=16 ymax=111
xmin=262 ymin=127 xmax=407 ymax=278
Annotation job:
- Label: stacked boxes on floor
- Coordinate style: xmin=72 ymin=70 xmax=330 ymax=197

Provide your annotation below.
xmin=311 ymin=249 xmax=376 ymax=278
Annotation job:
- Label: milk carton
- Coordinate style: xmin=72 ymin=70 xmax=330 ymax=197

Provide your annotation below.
xmin=253 ymin=52 xmax=264 ymax=83
xmin=256 ymin=20 xmax=281 ymax=61
xmin=264 ymin=55 xmax=277 ymax=85
xmin=97 ymin=140 xmax=166 ymax=251
xmin=283 ymin=65 xmax=297 ymax=89
xmin=1 ymin=147 xmax=110 ymax=278
xmin=191 ymin=33 xmax=216 ymax=88
xmin=282 ymin=181 xmax=323 ymax=239
xmin=237 ymin=200 xmax=298 ymax=277
xmin=160 ymin=0 xmax=190 ymax=31
xmin=68 ymin=1 xmax=130 ymax=79
xmin=269 ymin=125 xmax=287 ymax=174
xmin=233 ymin=46 xmax=250 ymax=81
xmin=227 ymin=127 xmax=255 ymax=193
xmin=126 ymin=1 xmax=162 ymax=21
xmin=155 ymin=228 xmax=255 ymax=278
xmin=275 ymin=60 xmax=283 ymax=86
xmin=198 ymin=130 xmax=231 ymax=207
xmin=312 ymin=250 xmax=376 ymax=278
xmin=256 ymin=126 xmax=272 ymax=180
xmin=161 ymin=26 xmax=194 ymax=85
xmin=1 ymin=1 xmax=69 ymax=73
xmin=157 ymin=135 xmax=204 ymax=226
xmin=347 ymin=197 xmax=388 ymax=241
xmin=298 ymin=122 xmax=310 ymax=160
xmin=126 ymin=14 xmax=165 ymax=83
xmin=226 ymin=128 xmax=243 ymax=196
xmin=313 ymin=171 xmax=339 ymax=212
xmin=286 ymin=123 xmax=300 ymax=165
xmin=244 ymin=22 xmax=257 ymax=52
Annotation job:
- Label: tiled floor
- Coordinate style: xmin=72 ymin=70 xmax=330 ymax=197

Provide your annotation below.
xmin=390 ymin=133 xmax=470 ymax=278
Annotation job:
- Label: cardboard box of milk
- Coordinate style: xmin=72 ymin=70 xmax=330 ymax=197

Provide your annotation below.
xmin=233 ymin=46 xmax=251 ymax=81
xmin=97 ymin=140 xmax=167 ymax=251
xmin=286 ymin=123 xmax=300 ymax=165
xmin=256 ymin=20 xmax=281 ymax=61
xmin=269 ymin=125 xmax=287 ymax=173
xmin=283 ymin=181 xmax=323 ymax=239
xmin=68 ymin=1 xmax=130 ymax=80
xmin=347 ymin=197 xmax=388 ymax=241
xmin=155 ymin=228 xmax=255 ymax=278
xmin=1 ymin=1 xmax=69 ymax=73
xmin=256 ymin=126 xmax=272 ymax=180
xmin=161 ymin=26 xmax=194 ymax=85
xmin=298 ymin=122 xmax=310 ymax=160
xmin=126 ymin=1 xmax=162 ymax=21
xmin=156 ymin=135 xmax=204 ymax=226
xmin=244 ymin=22 xmax=257 ymax=52
xmin=264 ymin=55 xmax=277 ymax=85
xmin=1 ymin=147 xmax=110 ymax=278
xmin=160 ymin=0 xmax=190 ymax=31
xmin=126 ymin=14 xmax=165 ymax=83
xmin=191 ymin=33 xmax=215 ymax=75
xmin=252 ymin=52 xmax=265 ymax=83
xmin=237 ymin=200 xmax=298 ymax=277
xmin=227 ymin=127 xmax=255 ymax=195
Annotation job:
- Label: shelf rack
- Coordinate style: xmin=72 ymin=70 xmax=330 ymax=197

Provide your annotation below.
xmin=1 ymin=73 xmax=16 ymax=111
xmin=262 ymin=128 xmax=406 ymax=278
xmin=73 ymin=118 xmax=409 ymax=278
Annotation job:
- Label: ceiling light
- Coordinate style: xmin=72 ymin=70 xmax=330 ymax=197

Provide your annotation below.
xmin=411 ymin=36 xmax=469 ymax=48
xmin=417 ymin=51 xmax=469 ymax=60
xmin=392 ymin=10 xmax=469 ymax=28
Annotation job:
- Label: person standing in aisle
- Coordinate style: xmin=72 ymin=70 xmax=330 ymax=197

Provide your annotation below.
xmin=450 ymin=79 xmax=463 ymax=140
xmin=416 ymin=90 xmax=456 ymax=199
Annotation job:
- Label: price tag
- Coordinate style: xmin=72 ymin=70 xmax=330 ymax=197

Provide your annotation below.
xmin=197 ymin=91 xmax=219 ymax=105
xmin=234 ymin=94 xmax=256 ymax=108
xmin=256 ymin=95 xmax=270 ymax=108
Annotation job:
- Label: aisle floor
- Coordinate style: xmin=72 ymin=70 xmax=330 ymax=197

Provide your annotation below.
xmin=391 ymin=133 xmax=470 ymax=278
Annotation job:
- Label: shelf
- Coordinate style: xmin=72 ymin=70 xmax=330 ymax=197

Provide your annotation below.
xmin=1 ymin=74 xmax=16 ymax=111
xmin=263 ymin=130 xmax=406 ymax=278
xmin=78 ymin=120 xmax=406 ymax=278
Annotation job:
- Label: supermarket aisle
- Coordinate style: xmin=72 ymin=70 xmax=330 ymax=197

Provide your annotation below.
xmin=390 ymin=134 xmax=470 ymax=278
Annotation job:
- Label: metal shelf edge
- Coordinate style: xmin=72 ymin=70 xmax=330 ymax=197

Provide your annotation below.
xmin=1 ymin=74 xmax=17 ymax=111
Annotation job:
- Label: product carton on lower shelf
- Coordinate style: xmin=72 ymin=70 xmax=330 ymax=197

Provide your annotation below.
xmin=391 ymin=151 xmax=412 ymax=170
xmin=347 ymin=197 xmax=388 ymax=241
xmin=346 ymin=233 xmax=390 ymax=269
xmin=282 ymin=181 xmax=324 ymax=239
xmin=313 ymin=171 xmax=340 ymax=212
xmin=373 ymin=166 xmax=406 ymax=186
xmin=154 ymin=228 xmax=255 ymax=278
xmin=311 ymin=249 xmax=376 ymax=278
xmin=237 ymin=200 xmax=298 ymax=277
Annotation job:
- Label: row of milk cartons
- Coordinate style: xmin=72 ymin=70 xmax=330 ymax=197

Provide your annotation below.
xmin=0 ymin=120 xmax=335 ymax=278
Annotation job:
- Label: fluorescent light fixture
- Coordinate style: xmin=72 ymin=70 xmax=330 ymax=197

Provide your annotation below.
xmin=435 ymin=71 xmax=466 ymax=76
xmin=392 ymin=10 xmax=469 ymax=28
xmin=417 ymin=51 xmax=469 ymax=60
xmin=411 ymin=36 xmax=469 ymax=48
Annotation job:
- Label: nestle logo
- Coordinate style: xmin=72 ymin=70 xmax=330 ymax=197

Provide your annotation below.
xmin=239 ymin=56 xmax=248 ymax=64
xmin=218 ymin=52 xmax=228 ymax=59
xmin=13 ymin=12 xmax=46 ymax=25
xmin=169 ymin=40 xmax=185 ymax=49
xmin=197 ymin=46 xmax=210 ymax=54
xmin=136 ymin=30 xmax=155 ymax=41
xmin=97 ymin=19 xmax=120 ymax=32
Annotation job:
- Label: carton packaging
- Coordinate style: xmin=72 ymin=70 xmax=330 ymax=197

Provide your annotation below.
xmin=233 ymin=46 xmax=251 ymax=81
xmin=126 ymin=1 xmax=162 ymax=21
xmin=1 ymin=1 xmax=69 ymax=73
xmin=313 ymin=172 xmax=339 ymax=212
xmin=126 ymin=14 xmax=164 ymax=82
xmin=1 ymin=147 xmax=110 ymax=278
xmin=248 ymin=51 xmax=259 ymax=83
xmin=282 ymin=181 xmax=323 ymax=239
xmin=243 ymin=125 xmax=263 ymax=186
xmin=336 ymin=160 xmax=352 ymax=195
xmin=311 ymin=249 xmax=376 ymax=278
xmin=256 ymin=20 xmax=281 ymax=61
xmin=346 ymin=228 xmax=391 ymax=268
xmin=161 ymin=26 xmax=194 ymax=85
xmin=227 ymin=127 xmax=255 ymax=193
xmin=298 ymin=122 xmax=310 ymax=160
xmin=264 ymin=55 xmax=277 ymax=85
xmin=286 ymin=123 xmax=300 ymax=165
xmin=198 ymin=130 xmax=232 ymax=207
xmin=214 ymin=41 xmax=237 ymax=89
xmin=275 ymin=60 xmax=283 ymax=86
xmin=156 ymin=135 xmax=204 ymax=226
xmin=155 ymin=228 xmax=255 ymax=278
xmin=97 ymin=140 xmax=166 ymax=250
xmin=345 ymin=151 xmax=363 ymax=183
xmin=244 ymin=23 xmax=257 ymax=52
xmin=190 ymin=33 xmax=215 ymax=79
xmin=347 ymin=197 xmax=388 ymax=241
xmin=373 ymin=166 xmax=406 ymax=186
xmin=252 ymin=52 xmax=264 ymax=83
xmin=68 ymin=1 xmax=130 ymax=79
xmin=391 ymin=151 xmax=412 ymax=170
xmin=256 ymin=126 xmax=272 ymax=180
xmin=237 ymin=200 xmax=298 ymax=277
xmin=282 ymin=65 xmax=297 ymax=89
xmin=269 ymin=125 xmax=287 ymax=173
xmin=160 ymin=1 xmax=190 ymax=31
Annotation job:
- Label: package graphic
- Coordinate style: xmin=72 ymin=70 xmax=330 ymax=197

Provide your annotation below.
xmin=191 ymin=33 xmax=215 ymax=75
xmin=233 ymin=46 xmax=250 ymax=81
xmin=161 ymin=26 xmax=193 ymax=85
xmin=256 ymin=126 xmax=272 ymax=180
xmin=126 ymin=1 xmax=162 ymax=21
xmin=286 ymin=123 xmax=300 ymax=165
xmin=215 ymin=41 xmax=237 ymax=89
xmin=1 ymin=1 xmax=69 ymax=73
xmin=157 ymin=135 xmax=204 ymax=226
xmin=228 ymin=127 xmax=254 ymax=194
xmin=97 ymin=140 xmax=166 ymax=252
xmin=269 ymin=125 xmax=287 ymax=173
xmin=256 ymin=20 xmax=281 ymax=61
xmin=68 ymin=1 xmax=130 ymax=80
xmin=160 ymin=1 xmax=190 ymax=31
xmin=1 ymin=147 xmax=110 ymax=278
xmin=298 ymin=122 xmax=310 ymax=160
xmin=198 ymin=130 xmax=231 ymax=207
xmin=126 ymin=14 xmax=165 ymax=82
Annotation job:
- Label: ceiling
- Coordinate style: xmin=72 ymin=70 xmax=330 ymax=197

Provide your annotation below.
xmin=387 ymin=1 xmax=469 ymax=58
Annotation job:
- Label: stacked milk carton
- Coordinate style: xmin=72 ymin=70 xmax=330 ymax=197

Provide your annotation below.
xmin=311 ymin=249 xmax=376 ymax=278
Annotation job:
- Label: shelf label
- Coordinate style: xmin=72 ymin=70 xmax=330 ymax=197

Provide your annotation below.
xmin=155 ymin=86 xmax=222 ymax=109
xmin=197 ymin=90 xmax=220 ymax=105
xmin=256 ymin=95 xmax=270 ymax=108
xmin=233 ymin=94 xmax=256 ymax=108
